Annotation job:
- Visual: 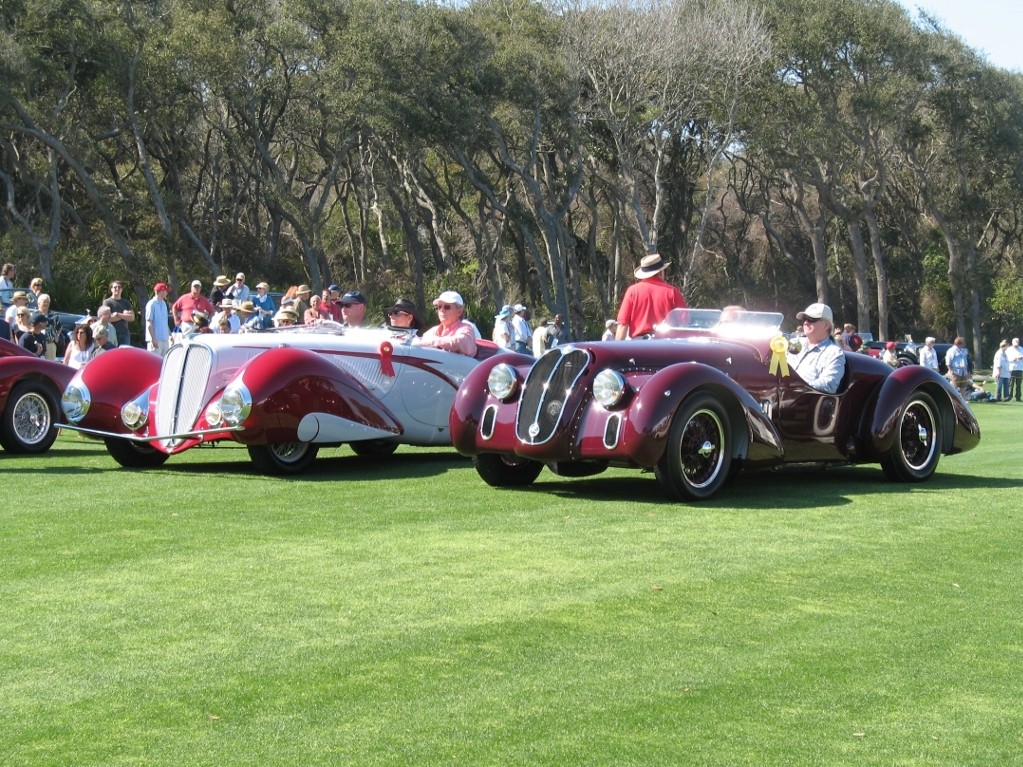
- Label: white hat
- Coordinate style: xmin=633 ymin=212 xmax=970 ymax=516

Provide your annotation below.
xmin=634 ymin=254 xmax=670 ymax=279
xmin=235 ymin=272 xmax=245 ymax=280
xmin=191 ymin=279 xmax=202 ymax=288
xmin=433 ymin=290 xmax=464 ymax=307
xmin=796 ymin=303 xmax=834 ymax=325
xmin=220 ymin=299 xmax=235 ymax=309
xmin=513 ymin=303 xmax=527 ymax=312
xmin=605 ymin=319 xmax=616 ymax=328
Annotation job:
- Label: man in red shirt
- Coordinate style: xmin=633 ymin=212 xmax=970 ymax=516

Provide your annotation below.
xmin=615 ymin=254 xmax=687 ymax=339
xmin=172 ymin=280 xmax=216 ymax=336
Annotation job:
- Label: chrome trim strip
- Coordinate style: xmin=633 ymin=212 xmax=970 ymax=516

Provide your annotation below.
xmin=58 ymin=423 xmax=243 ymax=442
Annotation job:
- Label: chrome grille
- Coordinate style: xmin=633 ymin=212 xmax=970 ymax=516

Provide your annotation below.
xmin=516 ymin=348 xmax=589 ymax=444
xmin=155 ymin=344 xmax=214 ymax=445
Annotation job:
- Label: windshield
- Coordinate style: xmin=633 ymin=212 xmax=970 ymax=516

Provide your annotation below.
xmin=656 ymin=308 xmax=784 ymax=337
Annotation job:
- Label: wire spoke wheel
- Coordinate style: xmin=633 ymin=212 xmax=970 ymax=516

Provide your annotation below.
xmin=656 ymin=393 xmax=732 ymax=501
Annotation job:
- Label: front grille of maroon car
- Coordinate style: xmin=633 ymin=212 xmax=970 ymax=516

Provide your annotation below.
xmin=516 ymin=348 xmax=589 ymax=444
xmin=155 ymin=343 xmax=214 ymax=442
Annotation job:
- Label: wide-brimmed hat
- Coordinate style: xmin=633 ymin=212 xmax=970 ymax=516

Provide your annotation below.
xmin=11 ymin=290 xmax=28 ymax=301
xmin=236 ymin=301 xmax=256 ymax=314
xmin=634 ymin=254 xmax=670 ymax=279
xmin=274 ymin=307 xmax=298 ymax=322
xmin=256 ymin=281 xmax=270 ymax=290
xmin=296 ymin=284 xmax=311 ymax=296
xmin=213 ymin=275 xmax=230 ymax=287
xmin=495 ymin=305 xmax=513 ymax=320
xmin=219 ymin=299 xmax=235 ymax=309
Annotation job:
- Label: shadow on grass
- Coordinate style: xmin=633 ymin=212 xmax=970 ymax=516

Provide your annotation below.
xmin=509 ymin=462 xmax=1019 ymax=511
xmin=63 ymin=445 xmax=476 ymax=482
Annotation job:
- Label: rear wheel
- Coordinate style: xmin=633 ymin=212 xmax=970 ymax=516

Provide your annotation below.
xmin=473 ymin=453 xmax=543 ymax=487
xmin=0 ymin=382 xmax=60 ymax=454
xmin=105 ymin=437 xmax=170 ymax=468
xmin=655 ymin=393 xmax=733 ymax=501
xmin=880 ymin=392 xmax=941 ymax=482
xmin=247 ymin=442 xmax=319 ymax=475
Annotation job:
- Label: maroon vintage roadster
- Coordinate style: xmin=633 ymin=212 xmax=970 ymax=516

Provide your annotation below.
xmin=449 ymin=309 xmax=981 ymax=501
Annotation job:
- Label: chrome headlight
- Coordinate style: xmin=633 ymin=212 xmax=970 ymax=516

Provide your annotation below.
xmin=593 ymin=369 xmax=627 ymax=408
xmin=214 ymin=383 xmax=252 ymax=427
xmin=61 ymin=382 xmax=91 ymax=424
xmin=120 ymin=391 xmax=150 ymax=430
xmin=487 ymin=363 xmax=520 ymax=401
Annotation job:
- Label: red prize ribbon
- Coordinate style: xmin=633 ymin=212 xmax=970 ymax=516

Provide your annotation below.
xmin=379 ymin=341 xmax=395 ymax=377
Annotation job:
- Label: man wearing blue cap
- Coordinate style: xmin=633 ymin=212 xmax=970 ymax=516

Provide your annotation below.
xmin=340 ymin=290 xmax=367 ymax=328
xmin=20 ymin=313 xmax=48 ymax=356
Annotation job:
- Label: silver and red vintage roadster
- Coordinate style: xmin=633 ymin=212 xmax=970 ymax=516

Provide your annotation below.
xmin=450 ymin=309 xmax=981 ymax=501
xmin=61 ymin=324 xmax=498 ymax=473
xmin=0 ymin=338 xmax=75 ymax=454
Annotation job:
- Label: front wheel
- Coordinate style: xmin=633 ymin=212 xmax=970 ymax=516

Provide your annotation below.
xmin=0 ymin=382 xmax=60 ymax=454
xmin=655 ymin=393 xmax=733 ymax=501
xmin=247 ymin=442 xmax=319 ymax=475
xmin=473 ymin=453 xmax=543 ymax=487
xmin=105 ymin=437 xmax=170 ymax=468
xmin=880 ymin=392 xmax=941 ymax=482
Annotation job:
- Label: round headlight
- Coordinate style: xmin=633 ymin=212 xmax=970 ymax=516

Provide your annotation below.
xmin=61 ymin=383 xmax=91 ymax=424
xmin=206 ymin=400 xmax=223 ymax=427
xmin=593 ymin=369 xmax=627 ymax=408
xmin=487 ymin=363 xmax=520 ymax=401
xmin=217 ymin=384 xmax=252 ymax=426
xmin=120 ymin=392 xmax=149 ymax=430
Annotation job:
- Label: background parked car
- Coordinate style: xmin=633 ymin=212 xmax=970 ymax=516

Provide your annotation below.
xmin=0 ymin=337 xmax=75 ymax=453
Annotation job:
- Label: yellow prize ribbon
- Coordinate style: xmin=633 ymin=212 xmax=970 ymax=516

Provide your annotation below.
xmin=768 ymin=335 xmax=790 ymax=377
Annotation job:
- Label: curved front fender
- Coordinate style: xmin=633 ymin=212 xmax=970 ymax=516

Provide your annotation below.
xmin=234 ymin=347 xmax=403 ymax=444
xmin=622 ymin=362 xmax=784 ymax=468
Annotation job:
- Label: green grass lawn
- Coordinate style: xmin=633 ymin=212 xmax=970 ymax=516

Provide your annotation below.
xmin=2 ymin=404 xmax=1021 ymax=766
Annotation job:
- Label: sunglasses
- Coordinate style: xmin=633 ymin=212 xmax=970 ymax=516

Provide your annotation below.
xmin=388 ymin=309 xmax=409 ymax=316
xmin=437 ymin=303 xmax=456 ymax=311
xmin=802 ymin=318 xmax=823 ymax=324
xmin=341 ymin=303 xmax=358 ymax=309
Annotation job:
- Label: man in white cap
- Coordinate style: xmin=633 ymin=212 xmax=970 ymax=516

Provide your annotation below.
xmin=786 ymin=302 xmax=845 ymax=394
xmin=615 ymin=253 xmax=687 ymax=340
xmin=510 ymin=304 xmax=533 ymax=355
xmin=225 ymin=272 xmax=250 ymax=304
xmin=416 ymin=290 xmax=477 ymax=356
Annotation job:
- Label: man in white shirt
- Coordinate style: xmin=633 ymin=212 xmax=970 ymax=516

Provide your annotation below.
xmin=510 ymin=304 xmax=533 ymax=355
xmin=145 ymin=282 xmax=172 ymax=355
xmin=1005 ymin=337 xmax=1023 ymax=402
xmin=786 ymin=302 xmax=846 ymax=394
